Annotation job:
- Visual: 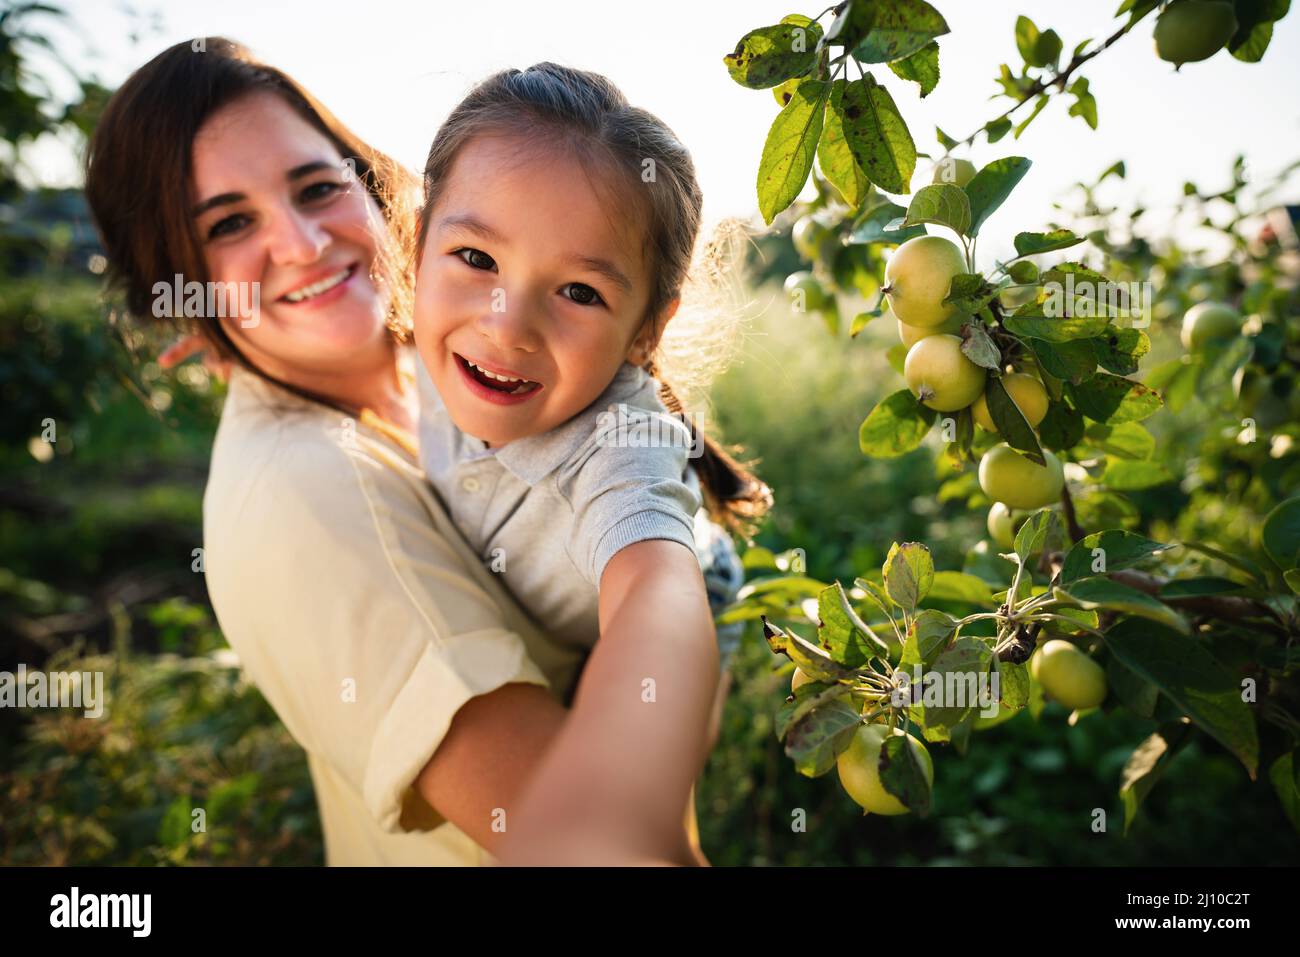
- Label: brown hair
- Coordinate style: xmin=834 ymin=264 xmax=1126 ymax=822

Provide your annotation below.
xmin=83 ymin=37 xmax=418 ymax=415
xmin=414 ymin=62 xmax=771 ymax=534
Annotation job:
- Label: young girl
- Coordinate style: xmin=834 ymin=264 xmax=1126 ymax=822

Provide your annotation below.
xmin=411 ymin=63 xmax=771 ymax=680
xmin=409 ymin=65 xmax=771 ymax=860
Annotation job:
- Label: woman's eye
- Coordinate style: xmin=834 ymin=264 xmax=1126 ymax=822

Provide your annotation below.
xmin=300 ymin=181 xmax=342 ymax=203
xmin=207 ymin=215 xmax=250 ymax=240
xmin=456 ymin=248 xmax=496 ymax=271
xmin=563 ymin=283 xmax=604 ymax=307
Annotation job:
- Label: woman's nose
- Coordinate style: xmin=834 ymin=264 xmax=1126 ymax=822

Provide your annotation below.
xmin=266 ymin=207 xmax=330 ymax=266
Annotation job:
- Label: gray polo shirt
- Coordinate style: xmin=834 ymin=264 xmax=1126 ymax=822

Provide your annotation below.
xmin=416 ymin=359 xmax=707 ymax=650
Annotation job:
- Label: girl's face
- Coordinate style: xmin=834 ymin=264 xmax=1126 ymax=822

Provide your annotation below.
xmin=414 ymin=134 xmax=670 ymax=447
xmin=190 ymin=92 xmax=391 ymax=378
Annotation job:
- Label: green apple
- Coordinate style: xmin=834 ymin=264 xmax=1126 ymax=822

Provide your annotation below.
xmin=884 ymin=236 xmax=968 ymax=329
xmin=1181 ymin=301 xmax=1242 ymax=351
xmin=784 ymin=271 xmax=828 ymax=312
xmin=836 ymin=723 xmax=933 ymax=815
xmin=903 ymin=334 xmax=987 ymax=411
xmin=931 ymin=157 xmax=976 ymax=188
xmin=792 ymin=215 xmax=836 ymax=262
xmin=1154 ymin=0 xmax=1238 ymax=67
xmin=978 ymin=445 xmax=1065 ymax=509
xmin=1030 ymin=639 xmax=1108 ymax=710
xmin=987 ymin=502 xmax=1024 ymax=550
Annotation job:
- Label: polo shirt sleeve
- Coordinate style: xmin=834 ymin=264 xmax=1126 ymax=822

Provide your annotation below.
xmin=203 ymin=417 xmax=553 ymax=835
xmin=556 ymin=408 xmax=703 ymax=588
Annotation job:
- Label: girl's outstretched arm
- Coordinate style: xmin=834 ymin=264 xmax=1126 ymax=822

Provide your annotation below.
xmin=496 ymin=539 xmax=720 ymax=866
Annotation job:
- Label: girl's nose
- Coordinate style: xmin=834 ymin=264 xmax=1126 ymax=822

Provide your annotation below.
xmin=267 ymin=207 xmax=330 ymax=266
xmin=475 ymin=291 xmax=542 ymax=352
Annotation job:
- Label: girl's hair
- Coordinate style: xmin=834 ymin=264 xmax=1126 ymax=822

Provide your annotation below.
xmin=415 ymin=62 xmax=772 ymax=535
xmin=83 ymin=37 xmax=418 ymax=415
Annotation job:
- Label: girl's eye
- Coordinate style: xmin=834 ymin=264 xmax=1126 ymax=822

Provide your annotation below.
xmin=455 ymin=247 xmax=497 ymax=271
xmin=563 ymin=283 xmax=604 ymax=307
xmin=207 ymin=214 xmax=250 ymax=240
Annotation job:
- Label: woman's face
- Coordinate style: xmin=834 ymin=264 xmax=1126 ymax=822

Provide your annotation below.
xmin=190 ymin=91 xmax=390 ymax=377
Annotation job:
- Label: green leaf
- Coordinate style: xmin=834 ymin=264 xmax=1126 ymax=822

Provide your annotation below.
xmin=902 ymin=183 xmax=971 ymax=235
xmin=888 ymin=40 xmax=941 ymax=97
xmin=1092 ymin=327 xmax=1150 ymax=377
xmin=987 ymin=375 xmax=1045 ymax=463
xmin=817 ymin=584 xmax=881 ymax=667
xmin=1013 ymin=229 xmax=1083 ymax=257
xmin=1060 ymin=530 xmax=1169 ymax=583
xmin=1159 ymin=577 xmax=1245 ymax=599
xmin=983 ymin=116 xmax=1012 ymax=143
xmin=842 ymin=75 xmax=917 ymax=195
xmin=1014 ymin=15 xmax=1043 ymax=65
xmin=1286 ymin=570 xmax=1300 ymax=595
xmin=818 ymin=79 xmax=870 ymax=210
xmin=859 ymin=388 xmax=937 ymax=457
xmin=1179 ymin=542 xmax=1268 ymax=584
xmin=1038 ymin=398 xmax=1086 ymax=451
xmin=1108 ymin=656 xmax=1159 ymax=718
xmin=998 ymin=659 xmax=1030 ymax=710
xmin=761 ymin=617 xmax=844 ymax=678
xmin=1005 ymin=315 xmax=1111 ymax=343
xmin=783 ymin=698 xmax=863 ymax=777
xmin=1103 ymin=618 xmax=1259 ymax=779
xmin=850 ymin=0 xmax=951 ymax=63
xmin=1103 ymin=458 xmax=1176 ymax=491
xmin=1015 ymin=508 xmax=1065 ymax=563
xmin=757 ymin=79 xmax=829 ymax=224
xmin=884 ymin=541 xmax=934 ymax=609
xmin=159 ymin=796 xmax=194 ymax=848
xmin=1013 ymin=94 xmax=1050 ymax=139
xmin=910 ymin=636 xmax=992 ymax=730
xmin=944 ymin=274 xmax=1002 ymax=313
xmin=925 ymin=570 xmax=994 ymax=604
xmin=1262 ymin=497 xmax=1300 ymax=569
xmin=1027 ymin=337 xmax=1098 ymax=384
xmin=878 ymin=731 xmax=933 ymax=815
xmin=724 ymin=20 xmax=823 ymax=89
xmin=959 ymin=319 xmax=1002 ymax=370
xmin=1067 ymin=77 xmax=1097 ymax=129
xmin=964 ymin=156 xmax=1031 ymax=237
xmin=1054 ymin=578 xmax=1189 ymax=634
xmin=1119 ymin=723 xmax=1194 ymax=834
xmin=1228 ymin=0 xmax=1290 ymax=63
xmin=848 ymin=199 xmax=926 ymax=244
xmin=1270 ymin=751 xmax=1300 ymax=835
xmin=935 ymin=125 xmax=958 ymax=150
xmin=901 ymin=608 xmax=957 ymax=669
xmin=1084 ymin=421 xmax=1155 ymax=460
xmin=1067 ymin=372 xmax=1163 ymax=424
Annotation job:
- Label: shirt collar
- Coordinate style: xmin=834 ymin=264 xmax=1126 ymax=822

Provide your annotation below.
xmin=492 ymin=362 xmax=655 ymax=486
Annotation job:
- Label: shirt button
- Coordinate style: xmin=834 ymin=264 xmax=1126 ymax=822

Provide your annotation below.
xmin=461 ymin=476 xmax=481 ymax=493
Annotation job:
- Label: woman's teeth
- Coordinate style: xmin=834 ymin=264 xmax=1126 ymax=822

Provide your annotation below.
xmin=283 ymin=267 xmax=351 ymax=302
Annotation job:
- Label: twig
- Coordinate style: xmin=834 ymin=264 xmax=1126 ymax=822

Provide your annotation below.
xmin=951 ymin=15 xmax=1143 ymax=149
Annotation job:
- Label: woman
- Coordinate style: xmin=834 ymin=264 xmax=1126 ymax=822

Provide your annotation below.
xmin=84 ymin=38 xmax=726 ymax=866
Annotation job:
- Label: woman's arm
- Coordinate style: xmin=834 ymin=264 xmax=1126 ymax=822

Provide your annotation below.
xmin=497 ymin=539 xmax=720 ymax=866
xmin=414 ymin=681 xmax=567 ymax=854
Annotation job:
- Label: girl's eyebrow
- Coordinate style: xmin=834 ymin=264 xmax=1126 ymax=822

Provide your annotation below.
xmin=190 ymin=160 xmax=338 ymax=218
xmin=440 ymin=214 xmax=633 ymax=293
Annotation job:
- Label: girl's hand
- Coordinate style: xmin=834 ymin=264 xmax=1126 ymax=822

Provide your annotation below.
xmin=160 ymin=334 xmax=232 ymax=382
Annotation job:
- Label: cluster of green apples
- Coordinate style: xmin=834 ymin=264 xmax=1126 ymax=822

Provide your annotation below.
xmin=884 ymin=228 xmax=1065 ymax=537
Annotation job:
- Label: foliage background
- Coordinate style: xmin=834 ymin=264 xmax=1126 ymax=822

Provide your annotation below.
xmin=3 ymin=0 xmax=1299 ymax=865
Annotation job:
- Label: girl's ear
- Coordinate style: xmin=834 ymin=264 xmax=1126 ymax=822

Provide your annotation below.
xmin=627 ymin=296 xmax=680 ymax=366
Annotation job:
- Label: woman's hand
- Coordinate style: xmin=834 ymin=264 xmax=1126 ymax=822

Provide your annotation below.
xmin=159 ymin=334 xmax=232 ymax=382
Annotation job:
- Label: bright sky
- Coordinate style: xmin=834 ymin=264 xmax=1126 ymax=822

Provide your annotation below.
xmin=29 ymin=0 xmax=1300 ymax=261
